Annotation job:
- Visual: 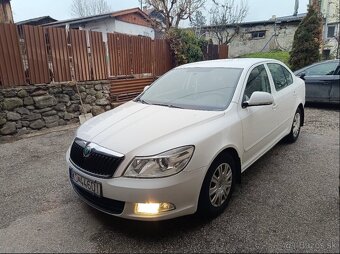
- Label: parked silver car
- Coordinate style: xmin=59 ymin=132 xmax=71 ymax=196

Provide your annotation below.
xmin=294 ymin=59 xmax=339 ymax=104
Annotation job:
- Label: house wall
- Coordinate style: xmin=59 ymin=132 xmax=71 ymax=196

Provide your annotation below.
xmin=114 ymin=19 xmax=155 ymax=39
xmin=116 ymin=13 xmax=151 ymax=27
xmin=321 ymin=0 xmax=339 ymax=24
xmin=80 ymin=18 xmax=115 ymax=42
xmin=76 ymin=17 xmax=155 ymax=42
xmin=321 ymin=0 xmax=340 ymax=58
xmin=205 ymin=22 xmax=299 ymax=58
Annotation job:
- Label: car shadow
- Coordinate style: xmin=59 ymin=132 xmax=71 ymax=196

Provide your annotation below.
xmin=87 ymin=206 xmax=214 ymax=240
xmin=83 ymin=139 xmax=290 ymax=242
xmin=305 ymin=102 xmax=339 ymax=111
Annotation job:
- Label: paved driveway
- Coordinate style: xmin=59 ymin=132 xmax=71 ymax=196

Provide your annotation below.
xmin=0 ymin=107 xmax=339 ymax=253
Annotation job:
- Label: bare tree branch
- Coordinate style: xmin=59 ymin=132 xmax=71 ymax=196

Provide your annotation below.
xmin=141 ymin=0 xmax=206 ymax=31
xmin=190 ymin=10 xmax=206 ymax=27
xmin=71 ymin=0 xmax=111 ymax=17
xmin=207 ymin=0 xmax=248 ymax=44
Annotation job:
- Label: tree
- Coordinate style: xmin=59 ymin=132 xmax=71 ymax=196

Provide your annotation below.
xmin=289 ymin=1 xmax=323 ymax=70
xmin=71 ymin=0 xmax=111 ymax=17
xmin=167 ymin=29 xmax=206 ymax=65
xmin=190 ymin=10 xmax=206 ymax=27
xmin=140 ymin=0 xmax=206 ymax=31
xmin=207 ymin=0 xmax=248 ymax=45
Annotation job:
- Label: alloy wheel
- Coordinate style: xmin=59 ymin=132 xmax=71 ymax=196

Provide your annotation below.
xmin=292 ymin=112 xmax=301 ymax=138
xmin=209 ymin=163 xmax=232 ymax=207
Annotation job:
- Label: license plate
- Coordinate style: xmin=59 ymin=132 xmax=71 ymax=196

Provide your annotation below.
xmin=70 ymin=169 xmax=102 ymax=197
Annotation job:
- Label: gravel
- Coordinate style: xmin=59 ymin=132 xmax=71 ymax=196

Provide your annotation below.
xmin=0 ymin=106 xmax=339 ymax=253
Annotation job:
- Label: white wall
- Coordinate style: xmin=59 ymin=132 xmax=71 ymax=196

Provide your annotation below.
xmin=80 ymin=17 xmax=155 ymax=42
xmin=114 ymin=19 xmax=155 ymax=39
xmin=321 ymin=0 xmax=340 ymax=58
xmin=205 ymin=23 xmax=299 ymax=58
xmin=82 ymin=18 xmax=115 ymax=42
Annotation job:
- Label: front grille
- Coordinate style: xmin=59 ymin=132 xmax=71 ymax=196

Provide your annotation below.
xmin=70 ymin=138 xmax=124 ymax=178
xmin=72 ymin=183 xmax=125 ymax=215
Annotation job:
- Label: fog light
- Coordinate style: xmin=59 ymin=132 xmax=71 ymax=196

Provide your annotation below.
xmin=135 ymin=202 xmax=175 ymax=215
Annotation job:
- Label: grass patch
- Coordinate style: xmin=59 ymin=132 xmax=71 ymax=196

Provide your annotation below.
xmin=240 ymin=51 xmax=290 ymax=66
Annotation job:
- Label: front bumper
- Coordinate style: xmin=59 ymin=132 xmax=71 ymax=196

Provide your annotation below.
xmin=68 ymin=161 xmax=207 ymax=221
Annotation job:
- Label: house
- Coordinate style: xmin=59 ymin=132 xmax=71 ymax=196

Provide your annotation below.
xmin=44 ymin=8 xmax=155 ymax=42
xmin=143 ymin=7 xmax=166 ymax=39
xmin=203 ymin=0 xmax=339 ymax=59
xmin=143 ymin=7 xmax=165 ymax=26
xmin=202 ymin=14 xmax=306 ymax=58
xmin=0 ymin=0 xmax=13 ymax=23
xmin=16 ymin=16 xmax=57 ymax=26
xmin=320 ymin=0 xmax=339 ymax=58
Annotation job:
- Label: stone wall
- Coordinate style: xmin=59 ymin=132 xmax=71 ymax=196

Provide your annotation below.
xmin=0 ymin=81 xmax=111 ymax=139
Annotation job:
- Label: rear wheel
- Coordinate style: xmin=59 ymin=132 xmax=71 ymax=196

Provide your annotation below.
xmin=197 ymin=153 xmax=236 ymax=218
xmin=286 ymin=107 xmax=302 ymax=143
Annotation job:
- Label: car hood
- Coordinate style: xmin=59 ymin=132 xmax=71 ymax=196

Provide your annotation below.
xmin=77 ymin=101 xmax=224 ymax=154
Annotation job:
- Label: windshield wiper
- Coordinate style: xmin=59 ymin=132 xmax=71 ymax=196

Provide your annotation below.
xmin=152 ymin=103 xmax=183 ymax=109
xmin=135 ymin=98 xmax=150 ymax=104
xmin=168 ymin=104 xmax=183 ymax=109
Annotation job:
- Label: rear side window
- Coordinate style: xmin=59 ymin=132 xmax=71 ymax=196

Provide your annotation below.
xmin=268 ymin=63 xmax=292 ymax=91
xmin=243 ymin=64 xmax=271 ymax=101
xmin=305 ymin=62 xmax=338 ymax=76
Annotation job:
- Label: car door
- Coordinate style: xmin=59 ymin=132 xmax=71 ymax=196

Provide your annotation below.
xmin=304 ymin=76 xmax=333 ymax=102
xmin=238 ymin=64 xmax=279 ymax=165
xmin=267 ymin=63 xmax=297 ymax=135
xmin=302 ymin=61 xmax=339 ymax=103
xmin=330 ymin=65 xmax=340 ymax=103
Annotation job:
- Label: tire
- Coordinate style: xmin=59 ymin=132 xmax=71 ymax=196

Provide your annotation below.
xmin=286 ymin=107 xmax=302 ymax=143
xmin=197 ymin=153 xmax=236 ymax=218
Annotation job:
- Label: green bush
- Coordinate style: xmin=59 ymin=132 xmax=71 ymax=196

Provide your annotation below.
xmin=240 ymin=51 xmax=290 ymax=66
xmin=167 ymin=29 xmax=206 ymax=65
xmin=289 ymin=3 xmax=322 ymax=71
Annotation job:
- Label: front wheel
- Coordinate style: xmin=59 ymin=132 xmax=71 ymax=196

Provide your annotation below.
xmin=286 ymin=107 xmax=302 ymax=143
xmin=197 ymin=153 xmax=236 ymax=218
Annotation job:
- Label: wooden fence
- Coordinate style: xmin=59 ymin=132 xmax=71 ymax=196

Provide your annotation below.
xmin=0 ymin=23 xmax=174 ymax=88
xmin=203 ymin=44 xmax=229 ymax=60
xmin=0 ymin=24 xmax=26 ymax=87
xmin=0 ymin=23 xmax=229 ymax=89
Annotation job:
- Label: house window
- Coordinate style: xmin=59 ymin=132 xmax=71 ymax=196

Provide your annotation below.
xmin=251 ymin=31 xmax=266 ymax=39
xmin=327 ymin=25 xmax=335 ymax=38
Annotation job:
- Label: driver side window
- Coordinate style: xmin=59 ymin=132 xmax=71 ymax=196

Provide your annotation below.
xmin=243 ymin=64 xmax=271 ymax=101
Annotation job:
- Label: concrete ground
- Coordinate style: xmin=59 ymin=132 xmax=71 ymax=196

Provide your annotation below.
xmin=0 ymin=106 xmax=339 ymax=253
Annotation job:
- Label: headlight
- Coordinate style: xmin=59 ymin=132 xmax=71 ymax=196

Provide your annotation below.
xmin=124 ymin=146 xmax=194 ymax=178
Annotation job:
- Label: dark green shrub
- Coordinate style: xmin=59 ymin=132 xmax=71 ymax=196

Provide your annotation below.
xmin=289 ymin=3 xmax=323 ymax=71
xmin=167 ymin=29 xmax=207 ymax=65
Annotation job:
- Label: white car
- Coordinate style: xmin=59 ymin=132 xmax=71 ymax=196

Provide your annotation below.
xmin=66 ymin=58 xmax=305 ymax=221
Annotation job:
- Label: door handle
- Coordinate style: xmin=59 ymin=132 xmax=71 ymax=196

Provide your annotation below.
xmin=272 ymin=103 xmax=278 ymax=110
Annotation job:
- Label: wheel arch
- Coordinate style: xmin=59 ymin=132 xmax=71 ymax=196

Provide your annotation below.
xmin=208 ymin=146 xmax=242 ymax=184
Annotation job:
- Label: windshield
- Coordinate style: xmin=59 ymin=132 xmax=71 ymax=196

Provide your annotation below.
xmin=136 ymin=67 xmax=243 ymax=111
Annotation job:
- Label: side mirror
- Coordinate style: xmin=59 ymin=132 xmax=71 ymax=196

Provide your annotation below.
xmin=143 ymin=85 xmax=150 ymax=92
xmin=299 ymin=72 xmax=306 ymax=80
xmin=242 ymin=91 xmax=274 ymax=108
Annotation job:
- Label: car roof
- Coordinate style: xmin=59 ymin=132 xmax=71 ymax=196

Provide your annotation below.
xmin=176 ymin=58 xmax=281 ymax=69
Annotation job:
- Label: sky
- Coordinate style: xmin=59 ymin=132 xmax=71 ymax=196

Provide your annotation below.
xmin=11 ymin=0 xmax=310 ymax=25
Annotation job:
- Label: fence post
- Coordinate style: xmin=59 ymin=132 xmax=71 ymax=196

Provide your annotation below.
xmin=0 ymin=23 xmax=26 ymax=87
